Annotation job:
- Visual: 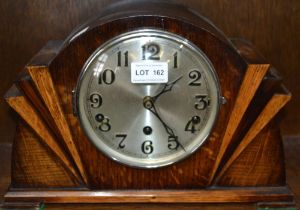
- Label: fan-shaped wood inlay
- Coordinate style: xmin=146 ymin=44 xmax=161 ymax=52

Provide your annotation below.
xmin=215 ymin=85 xmax=291 ymax=182
xmin=16 ymin=72 xmax=62 ymax=142
xmin=209 ymin=63 xmax=270 ymax=184
xmin=27 ymin=66 xmax=88 ymax=184
xmin=4 ymin=85 xmax=81 ymax=182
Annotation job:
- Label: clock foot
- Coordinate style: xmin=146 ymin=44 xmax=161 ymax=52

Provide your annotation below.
xmin=1 ymin=202 xmax=44 ymax=210
xmin=257 ymin=201 xmax=297 ymax=210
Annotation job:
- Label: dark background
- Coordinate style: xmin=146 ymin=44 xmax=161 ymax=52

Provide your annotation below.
xmin=1 ymin=0 xmax=299 ymax=144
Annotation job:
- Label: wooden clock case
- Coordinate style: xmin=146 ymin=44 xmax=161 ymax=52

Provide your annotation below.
xmin=3 ymin=1 xmax=295 ymax=209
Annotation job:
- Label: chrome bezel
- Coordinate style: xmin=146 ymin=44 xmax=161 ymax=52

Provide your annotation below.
xmin=75 ymin=28 xmax=222 ymax=168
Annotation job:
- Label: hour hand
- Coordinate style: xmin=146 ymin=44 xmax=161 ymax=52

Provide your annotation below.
xmin=152 ymin=76 xmax=183 ymax=102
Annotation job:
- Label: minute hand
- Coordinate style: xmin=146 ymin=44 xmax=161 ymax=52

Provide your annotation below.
xmin=146 ymin=101 xmax=175 ymax=137
xmin=152 ymin=76 xmax=183 ymax=103
xmin=143 ymin=97 xmax=185 ymax=151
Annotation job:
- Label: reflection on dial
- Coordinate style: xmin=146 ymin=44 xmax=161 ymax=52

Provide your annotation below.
xmin=76 ymin=29 xmax=221 ymax=168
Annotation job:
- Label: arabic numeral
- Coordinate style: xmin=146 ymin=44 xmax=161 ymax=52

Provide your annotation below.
xmin=173 ymin=52 xmax=178 ymax=68
xmin=95 ymin=113 xmax=111 ymax=132
xmin=168 ymin=136 xmax=179 ymax=150
xmin=89 ymin=93 xmax=102 ymax=108
xmin=98 ymin=69 xmax=115 ymax=85
xmin=185 ymin=116 xmax=201 ymax=133
xmin=188 ymin=70 xmax=201 ymax=86
xmin=141 ymin=140 xmax=153 ymax=154
xmin=115 ymin=134 xmax=127 ymax=149
xmin=142 ymin=43 xmax=160 ymax=60
xmin=117 ymin=51 xmax=128 ymax=67
xmin=194 ymin=95 xmax=209 ymax=110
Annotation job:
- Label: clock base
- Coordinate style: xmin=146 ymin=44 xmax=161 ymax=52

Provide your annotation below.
xmin=4 ymin=187 xmax=295 ymax=205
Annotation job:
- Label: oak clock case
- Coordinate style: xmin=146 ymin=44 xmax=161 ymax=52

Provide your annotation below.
xmin=75 ymin=29 xmax=221 ymax=168
xmin=3 ymin=1 xmax=295 ymax=208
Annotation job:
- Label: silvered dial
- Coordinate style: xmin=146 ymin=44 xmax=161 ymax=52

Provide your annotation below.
xmin=76 ymin=29 xmax=221 ymax=168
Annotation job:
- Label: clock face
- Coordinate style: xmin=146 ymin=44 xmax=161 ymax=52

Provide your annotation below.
xmin=76 ymin=29 xmax=221 ymax=168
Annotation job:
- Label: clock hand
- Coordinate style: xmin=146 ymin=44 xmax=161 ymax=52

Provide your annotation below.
xmin=144 ymin=98 xmax=174 ymax=136
xmin=143 ymin=97 xmax=185 ymax=151
xmin=152 ymin=76 xmax=183 ymax=103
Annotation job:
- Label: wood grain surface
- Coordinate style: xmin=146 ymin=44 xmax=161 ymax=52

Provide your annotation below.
xmin=45 ymin=204 xmax=256 ymax=210
xmin=10 ymin=123 xmax=80 ymax=188
xmin=216 ymin=120 xmax=286 ymax=186
xmin=4 ymin=187 xmax=294 ymax=204
xmin=27 ymin=66 xmax=88 ymax=184
xmin=4 ymin=86 xmax=81 ymax=183
xmin=215 ymin=86 xmax=291 ymax=183
xmin=1 ymin=136 xmax=299 ymax=208
xmin=16 ymin=72 xmax=63 ymax=144
xmin=0 ymin=138 xmax=294 ymax=210
xmin=209 ymin=63 xmax=269 ymax=184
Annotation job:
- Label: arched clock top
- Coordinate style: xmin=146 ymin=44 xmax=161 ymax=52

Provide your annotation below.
xmin=3 ymin=1 xmax=293 ymax=207
xmin=32 ymin=1 xmax=271 ymax=188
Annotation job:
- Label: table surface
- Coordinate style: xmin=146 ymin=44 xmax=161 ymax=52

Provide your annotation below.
xmin=0 ymin=136 xmax=299 ymax=210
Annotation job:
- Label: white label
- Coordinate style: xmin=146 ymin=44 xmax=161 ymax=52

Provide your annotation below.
xmin=131 ymin=61 xmax=168 ymax=83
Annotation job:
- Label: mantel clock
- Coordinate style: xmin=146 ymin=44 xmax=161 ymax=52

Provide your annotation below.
xmin=3 ymin=1 xmax=295 ymax=209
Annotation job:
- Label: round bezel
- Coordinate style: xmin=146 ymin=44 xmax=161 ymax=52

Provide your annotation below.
xmin=75 ymin=28 xmax=221 ymax=168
